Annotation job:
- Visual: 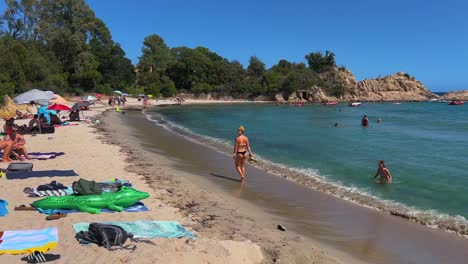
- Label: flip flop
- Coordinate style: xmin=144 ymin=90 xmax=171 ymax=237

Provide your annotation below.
xmin=45 ymin=212 xmax=67 ymax=221
xmin=14 ymin=205 xmax=36 ymax=211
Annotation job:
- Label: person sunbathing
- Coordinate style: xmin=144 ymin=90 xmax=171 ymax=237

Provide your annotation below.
xmin=16 ymin=109 xmax=32 ymax=119
xmin=4 ymin=125 xmax=30 ymax=160
xmin=0 ymin=139 xmax=13 ymax=162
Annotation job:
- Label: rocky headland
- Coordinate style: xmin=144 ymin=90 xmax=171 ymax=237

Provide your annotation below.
xmin=439 ymin=90 xmax=468 ymax=101
xmin=283 ymin=69 xmax=438 ymax=103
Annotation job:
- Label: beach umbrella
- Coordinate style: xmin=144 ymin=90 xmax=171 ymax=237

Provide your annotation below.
xmin=71 ymin=101 xmax=93 ymax=112
xmin=81 ymin=95 xmax=97 ymax=102
xmin=50 ymin=94 xmax=68 ymax=105
xmin=47 ymin=104 xmax=71 ymax=111
xmin=138 ymin=94 xmax=146 ymax=97
xmin=113 ymin=90 xmax=123 ymax=95
xmin=122 ymin=93 xmax=129 ymax=96
xmin=14 ymin=89 xmax=57 ymax=134
xmin=13 ymin=89 xmax=56 ymax=105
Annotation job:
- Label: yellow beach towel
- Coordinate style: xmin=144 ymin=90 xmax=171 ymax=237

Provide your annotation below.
xmin=0 ymin=227 xmax=58 ymax=255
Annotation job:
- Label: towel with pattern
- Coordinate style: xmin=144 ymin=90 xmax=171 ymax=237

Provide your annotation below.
xmin=0 ymin=227 xmax=58 ymax=255
xmin=28 ymin=152 xmax=65 ymax=160
xmin=23 ymin=187 xmax=73 ymax=197
xmin=73 ymin=220 xmax=195 ymax=240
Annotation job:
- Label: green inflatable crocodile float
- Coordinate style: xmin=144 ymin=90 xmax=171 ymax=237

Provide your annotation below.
xmin=31 ymin=186 xmax=149 ymax=214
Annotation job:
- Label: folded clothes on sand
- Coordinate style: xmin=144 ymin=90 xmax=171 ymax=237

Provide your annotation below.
xmin=6 ymin=170 xmax=78 ymax=179
xmin=0 ymin=227 xmax=58 ymax=255
xmin=37 ymin=202 xmax=148 ymax=215
xmin=73 ymin=220 xmax=195 ymax=240
xmin=0 ymin=199 xmax=8 ymax=217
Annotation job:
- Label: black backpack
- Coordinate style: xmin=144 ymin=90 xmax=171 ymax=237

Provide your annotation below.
xmin=75 ymin=223 xmax=155 ymax=251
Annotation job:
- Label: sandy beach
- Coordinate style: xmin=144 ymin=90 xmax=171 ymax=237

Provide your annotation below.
xmin=0 ymin=98 xmax=342 ymax=264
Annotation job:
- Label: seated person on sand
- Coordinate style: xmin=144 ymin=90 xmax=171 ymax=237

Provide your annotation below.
xmin=373 ymin=160 xmax=392 ymax=183
xmin=37 ymin=114 xmax=55 ymax=133
xmin=16 ymin=109 xmax=32 ymax=119
xmin=3 ymin=117 xmax=15 ymax=135
xmin=28 ymin=115 xmax=40 ymax=132
xmin=49 ymin=113 xmax=61 ymax=125
xmin=0 ymin=139 xmax=13 ymax=163
xmin=4 ymin=125 xmax=30 ymax=160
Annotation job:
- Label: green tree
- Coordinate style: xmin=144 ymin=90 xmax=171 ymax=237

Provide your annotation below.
xmin=247 ymin=56 xmax=265 ymax=77
xmin=305 ymin=50 xmax=336 ymax=73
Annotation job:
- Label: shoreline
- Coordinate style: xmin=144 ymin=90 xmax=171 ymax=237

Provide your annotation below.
xmin=115 ymin=100 xmax=468 ymax=263
xmin=99 ymin=107 xmax=347 ymax=263
xmin=148 ymin=100 xmax=468 ymax=236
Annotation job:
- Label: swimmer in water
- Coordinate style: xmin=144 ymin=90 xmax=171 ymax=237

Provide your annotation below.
xmin=374 ymin=160 xmax=392 ymax=183
xmin=361 ymin=115 xmax=369 ymax=127
xmin=377 ymin=118 xmax=382 ymax=123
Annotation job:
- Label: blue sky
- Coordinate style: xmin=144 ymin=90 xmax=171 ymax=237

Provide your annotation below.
xmin=2 ymin=0 xmax=467 ymax=91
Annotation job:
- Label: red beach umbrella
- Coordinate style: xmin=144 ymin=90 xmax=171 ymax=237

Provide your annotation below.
xmin=47 ymin=104 xmax=71 ymax=111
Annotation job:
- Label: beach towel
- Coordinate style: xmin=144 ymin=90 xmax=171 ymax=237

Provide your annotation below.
xmin=54 ymin=123 xmax=78 ymax=128
xmin=73 ymin=221 xmax=195 ymax=240
xmin=0 ymin=199 xmax=8 ymax=217
xmin=37 ymin=202 xmax=148 ymax=215
xmin=6 ymin=170 xmax=78 ymax=179
xmin=0 ymin=227 xmax=58 ymax=255
xmin=28 ymin=152 xmax=65 ymax=160
xmin=23 ymin=187 xmax=73 ymax=197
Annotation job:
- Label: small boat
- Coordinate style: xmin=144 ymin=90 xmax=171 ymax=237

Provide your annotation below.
xmin=322 ymin=102 xmax=338 ymax=105
xmin=348 ymin=102 xmax=361 ymax=107
xmin=448 ymin=100 xmax=464 ymax=105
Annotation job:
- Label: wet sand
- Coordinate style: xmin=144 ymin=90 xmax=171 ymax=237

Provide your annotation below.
xmin=109 ymin=108 xmax=468 ymax=264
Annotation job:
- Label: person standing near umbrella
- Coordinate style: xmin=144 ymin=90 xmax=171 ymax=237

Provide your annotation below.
xmin=122 ymin=95 xmax=127 ymax=107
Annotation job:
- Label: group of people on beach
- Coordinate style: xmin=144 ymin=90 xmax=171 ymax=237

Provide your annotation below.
xmin=108 ymin=95 xmax=127 ymax=107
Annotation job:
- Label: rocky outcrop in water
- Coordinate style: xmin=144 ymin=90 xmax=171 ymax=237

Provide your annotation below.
xmin=280 ymin=69 xmax=437 ymax=102
xmin=439 ymin=90 xmax=468 ymax=101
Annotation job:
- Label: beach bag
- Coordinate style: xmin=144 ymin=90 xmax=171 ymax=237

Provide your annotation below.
xmin=75 ymin=223 xmax=155 ymax=251
xmin=72 ymin=179 xmax=102 ymax=195
xmin=6 ymin=162 xmax=33 ymax=172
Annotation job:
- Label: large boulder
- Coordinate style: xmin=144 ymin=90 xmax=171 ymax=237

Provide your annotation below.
xmin=253 ymin=95 xmax=272 ymax=101
xmin=0 ymin=95 xmax=33 ymax=119
xmin=275 ymin=93 xmax=286 ymax=103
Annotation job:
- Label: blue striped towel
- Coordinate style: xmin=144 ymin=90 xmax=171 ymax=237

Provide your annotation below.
xmin=73 ymin=220 xmax=195 ymax=240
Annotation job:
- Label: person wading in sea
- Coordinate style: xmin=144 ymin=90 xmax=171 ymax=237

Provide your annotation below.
xmin=233 ymin=126 xmax=254 ymax=182
xmin=374 ymin=160 xmax=393 ymax=183
xmin=361 ymin=115 xmax=369 ymax=127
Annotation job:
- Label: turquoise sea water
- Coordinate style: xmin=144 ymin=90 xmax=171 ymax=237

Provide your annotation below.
xmin=150 ymin=102 xmax=468 ymax=230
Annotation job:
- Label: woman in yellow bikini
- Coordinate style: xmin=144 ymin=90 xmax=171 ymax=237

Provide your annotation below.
xmin=233 ymin=126 xmax=254 ymax=182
